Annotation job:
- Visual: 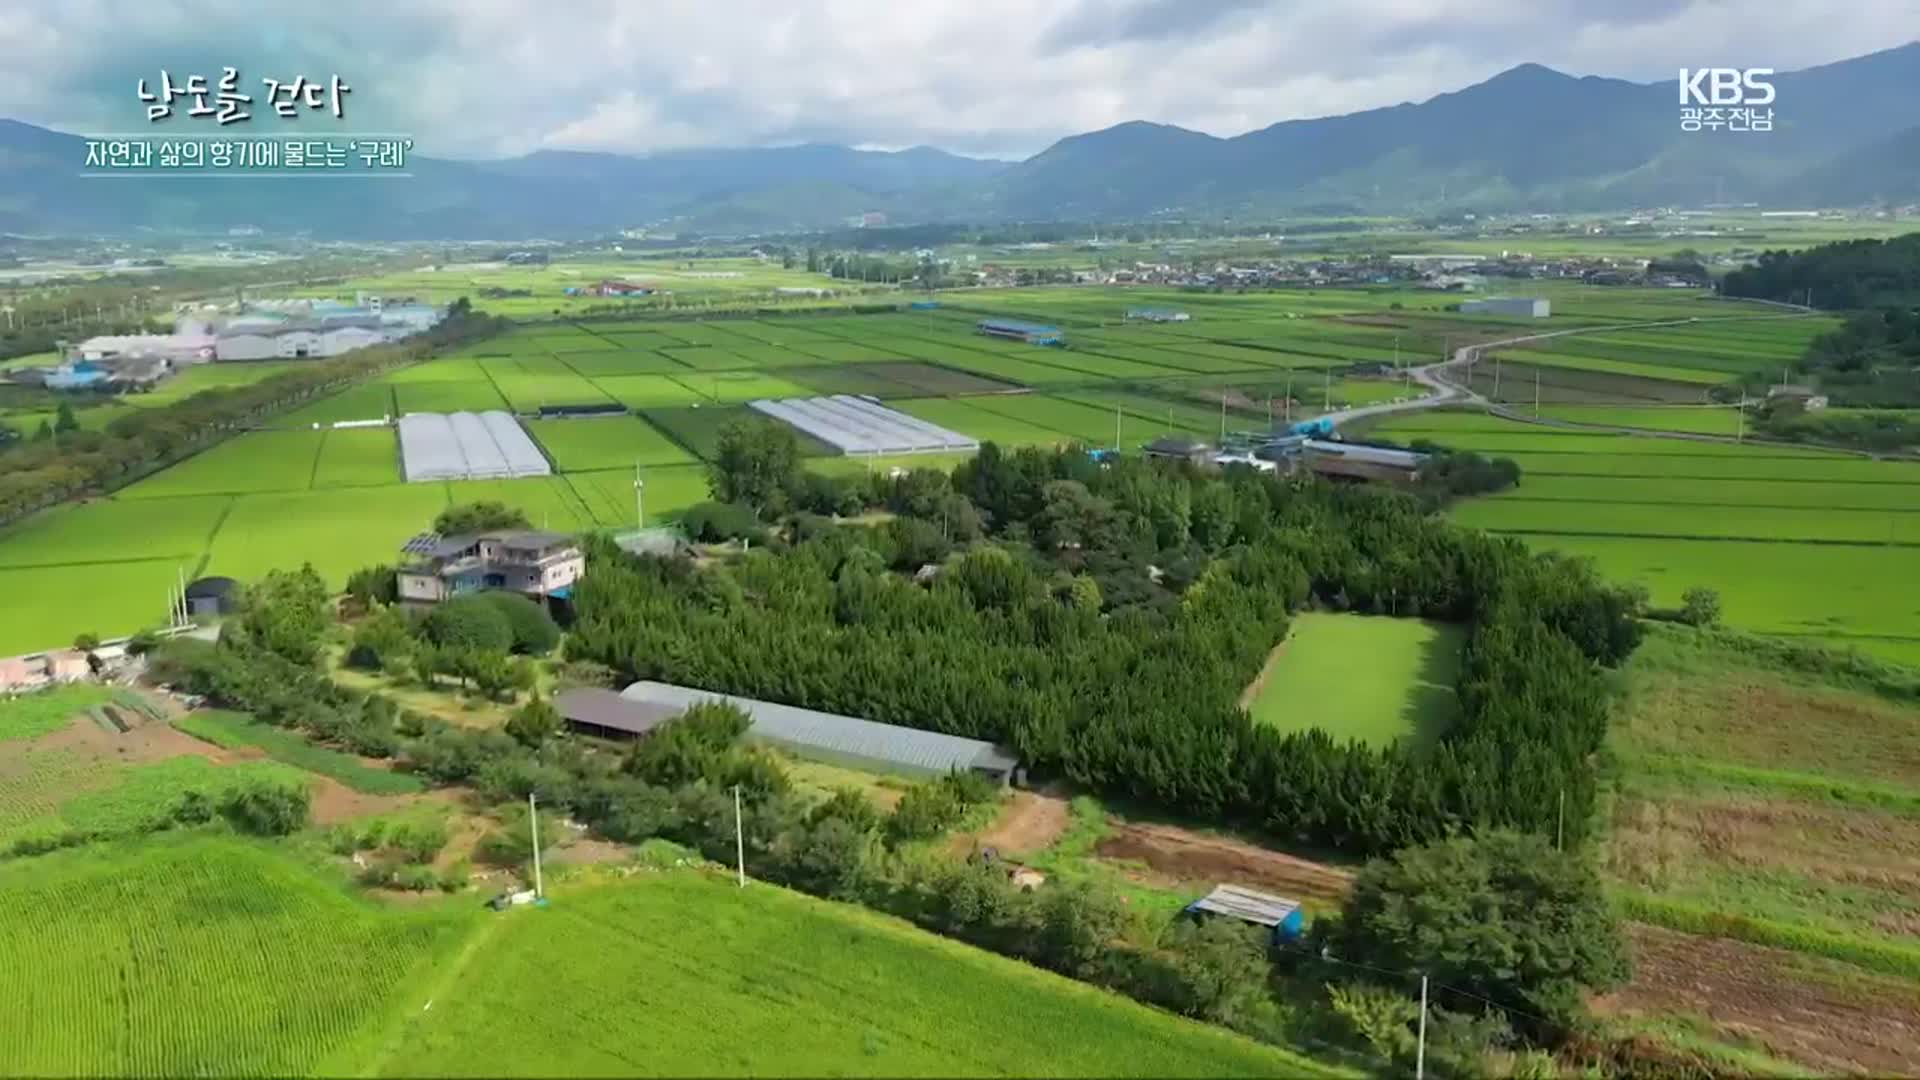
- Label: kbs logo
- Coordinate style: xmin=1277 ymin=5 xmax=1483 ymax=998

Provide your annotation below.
xmin=1677 ymin=68 xmax=1775 ymax=133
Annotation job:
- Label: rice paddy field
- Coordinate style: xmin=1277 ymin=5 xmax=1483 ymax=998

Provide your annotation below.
xmin=0 ymin=283 xmax=1879 ymax=658
xmin=1243 ymin=612 xmax=1464 ymax=750
xmin=0 ymin=836 xmax=1342 ymax=1078
xmin=1369 ymin=410 xmax=1920 ymax=664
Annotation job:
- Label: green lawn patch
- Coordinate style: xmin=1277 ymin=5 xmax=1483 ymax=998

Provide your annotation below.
xmin=1245 ymin=612 xmax=1462 ymax=750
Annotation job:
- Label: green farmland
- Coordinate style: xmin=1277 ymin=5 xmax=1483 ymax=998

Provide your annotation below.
xmin=0 ymin=837 xmax=1340 ymax=1078
xmin=1371 ymin=409 xmax=1920 ymax=664
xmin=0 ymin=284 xmax=1880 ymax=657
xmin=1244 ymin=613 xmax=1464 ymax=750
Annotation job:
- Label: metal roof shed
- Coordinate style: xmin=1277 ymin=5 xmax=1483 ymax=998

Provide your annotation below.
xmin=618 ymin=680 xmax=1020 ymax=783
xmin=1186 ymin=884 xmax=1306 ymax=942
xmin=555 ymin=687 xmax=680 ymax=740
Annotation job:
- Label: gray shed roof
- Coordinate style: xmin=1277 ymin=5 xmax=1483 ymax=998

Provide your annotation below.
xmin=618 ymin=680 xmax=1020 ymax=775
xmin=1186 ymin=884 xmax=1301 ymax=926
xmin=555 ymin=687 xmax=680 ymax=736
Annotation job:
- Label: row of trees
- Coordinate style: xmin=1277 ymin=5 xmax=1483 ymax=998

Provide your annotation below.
xmin=0 ymin=300 xmax=508 ymax=524
xmin=571 ymin=442 xmax=1637 ymax=857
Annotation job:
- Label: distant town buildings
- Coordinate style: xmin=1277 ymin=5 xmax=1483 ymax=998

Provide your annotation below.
xmin=5 ymin=295 xmax=450 ymax=395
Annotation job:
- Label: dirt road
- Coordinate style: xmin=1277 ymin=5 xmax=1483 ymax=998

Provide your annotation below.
xmin=1095 ymin=819 xmax=1354 ymax=905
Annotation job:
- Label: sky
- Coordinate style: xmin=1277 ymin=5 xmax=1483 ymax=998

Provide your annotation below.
xmin=0 ymin=0 xmax=1914 ymax=160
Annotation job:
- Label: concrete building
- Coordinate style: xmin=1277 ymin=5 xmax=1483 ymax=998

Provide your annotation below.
xmin=1459 ymin=297 xmax=1550 ymax=318
xmin=396 ymin=530 xmax=585 ymax=608
xmin=72 ymin=332 xmax=216 ymax=364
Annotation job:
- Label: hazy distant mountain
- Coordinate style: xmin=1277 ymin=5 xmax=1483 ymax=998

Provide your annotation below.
xmin=988 ymin=42 xmax=1920 ymax=217
xmin=2 ymin=41 xmax=1917 ymax=237
xmin=0 ymin=122 xmax=1004 ymax=238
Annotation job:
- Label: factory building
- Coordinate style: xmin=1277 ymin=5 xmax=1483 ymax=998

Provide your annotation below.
xmin=976 ymin=318 xmax=1065 ymax=346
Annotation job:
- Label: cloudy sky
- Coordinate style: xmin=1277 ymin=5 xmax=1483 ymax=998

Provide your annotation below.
xmin=1 ymin=0 xmax=1914 ymax=160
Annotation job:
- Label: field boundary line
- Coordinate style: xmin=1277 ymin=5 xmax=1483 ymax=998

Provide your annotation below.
xmin=1475 ymin=526 xmax=1918 ymax=547
xmin=307 ymin=429 xmax=329 ymax=490
xmin=1480 ymin=494 xmax=1920 ymax=514
xmin=351 ymin=913 xmax=507 ymax=1079
xmin=1236 ymin=635 xmax=1290 ymax=711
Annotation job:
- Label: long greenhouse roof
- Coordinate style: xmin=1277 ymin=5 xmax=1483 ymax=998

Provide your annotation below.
xmin=977 ymin=318 xmax=1062 ymax=334
xmin=618 ymin=680 xmax=1019 ymax=775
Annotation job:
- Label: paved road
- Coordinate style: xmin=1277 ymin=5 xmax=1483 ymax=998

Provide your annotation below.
xmin=1322 ymin=307 xmax=1817 ymax=431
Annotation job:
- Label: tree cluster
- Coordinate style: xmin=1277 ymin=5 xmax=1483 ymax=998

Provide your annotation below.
xmin=1722 ymin=232 xmax=1920 ymax=310
xmin=568 ymin=444 xmax=1638 ymax=857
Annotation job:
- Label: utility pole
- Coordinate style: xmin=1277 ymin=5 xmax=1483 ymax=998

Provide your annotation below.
xmin=1266 ymin=395 xmax=1273 ymax=432
xmin=1492 ymin=353 xmax=1502 ymax=401
xmin=733 ymin=784 xmax=747 ymax=888
xmin=1415 ymin=974 xmax=1429 ymax=1080
xmin=1322 ymin=367 xmax=1331 ymax=413
xmin=1533 ymin=369 xmax=1541 ymax=418
xmin=1284 ymin=370 xmax=1294 ymax=425
xmin=1113 ymin=405 xmax=1121 ymax=451
xmin=528 ymin=792 xmax=544 ymax=898
xmin=1219 ymin=391 xmax=1226 ymax=443
xmin=1736 ymin=399 xmax=1745 ymax=443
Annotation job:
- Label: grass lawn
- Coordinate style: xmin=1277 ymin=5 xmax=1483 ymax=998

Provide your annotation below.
xmin=1245 ymin=612 xmax=1462 ymax=749
xmin=369 ymin=870 xmax=1345 ymax=1078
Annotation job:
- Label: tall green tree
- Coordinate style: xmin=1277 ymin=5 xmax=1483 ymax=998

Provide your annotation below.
xmin=1333 ymin=831 xmax=1629 ymax=1033
xmin=707 ymin=419 xmax=800 ymax=516
xmin=433 ymin=501 xmax=531 ymax=535
xmin=233 ymin=565 xmax=331 ymax=665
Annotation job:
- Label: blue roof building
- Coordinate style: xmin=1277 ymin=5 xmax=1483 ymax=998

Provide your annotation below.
xmin=44 ymin=361 xmax=108 ymax=390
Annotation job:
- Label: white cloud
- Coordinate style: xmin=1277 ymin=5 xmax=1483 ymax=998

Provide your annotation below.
xmin=0 ymin=0 xmax=1911 ymax=159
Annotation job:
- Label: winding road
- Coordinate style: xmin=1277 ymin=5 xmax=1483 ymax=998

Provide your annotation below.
xmin=1321 ymin=307 xmax=1819 ymax=437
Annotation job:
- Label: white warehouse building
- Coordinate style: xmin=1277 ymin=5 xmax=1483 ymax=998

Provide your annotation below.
xmin=1458 ymin=297 xmax=1550 ymax=318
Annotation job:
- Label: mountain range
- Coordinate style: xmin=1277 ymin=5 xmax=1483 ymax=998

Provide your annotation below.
xmin=2 ymin=42 xmax=1917 ymax=238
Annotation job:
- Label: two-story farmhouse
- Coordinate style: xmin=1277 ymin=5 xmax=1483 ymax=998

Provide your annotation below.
xmin=396 ymin=530 xmax=585 ymax=610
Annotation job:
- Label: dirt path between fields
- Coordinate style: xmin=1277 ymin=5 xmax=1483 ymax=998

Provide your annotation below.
xmin=964 ymin=790 xmax=1071 ymax=858
xmin=1095 ymin=820 xmax=1354 ymax=904
xmin=1593 ymin=923 xmax=1920 ymax=1075
xmin=1236 ymin=639 xmax=1289 ymax=711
